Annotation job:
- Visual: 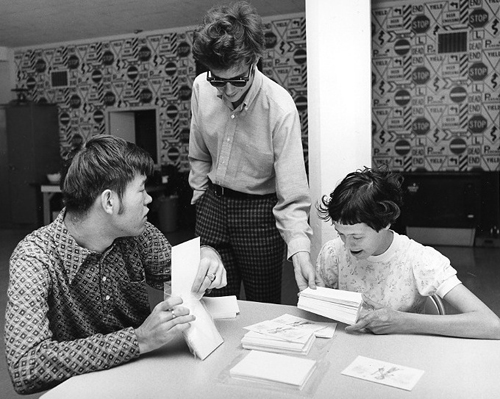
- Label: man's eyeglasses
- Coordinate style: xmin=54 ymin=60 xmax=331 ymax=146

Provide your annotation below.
xmin=206 ymin=66 xmax=252 ymax=88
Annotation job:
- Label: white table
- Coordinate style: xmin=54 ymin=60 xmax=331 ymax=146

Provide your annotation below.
xmin=40 ymin=301 xmax=500 ymax=399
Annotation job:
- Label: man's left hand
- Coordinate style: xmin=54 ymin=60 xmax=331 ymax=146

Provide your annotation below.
xmin=292 ymin=251 xmax=317 ymax=291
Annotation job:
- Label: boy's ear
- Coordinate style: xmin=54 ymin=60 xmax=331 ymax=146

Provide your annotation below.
xmin=100 ymin=189 xmax=115 ymax=215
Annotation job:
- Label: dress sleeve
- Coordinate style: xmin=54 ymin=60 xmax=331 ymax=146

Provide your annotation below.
xmin=315 ymin=240 xmax=340 ymax=288
xmin=410 ymin=242 xmax=460 ymax=297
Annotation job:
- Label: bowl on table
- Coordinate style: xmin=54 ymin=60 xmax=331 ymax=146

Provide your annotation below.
xmin=47 ymin=173 xmax=61 ymax=184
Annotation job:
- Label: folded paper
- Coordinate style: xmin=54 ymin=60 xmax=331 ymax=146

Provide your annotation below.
xmin=170 ymin=237 xmax=224 ymax=360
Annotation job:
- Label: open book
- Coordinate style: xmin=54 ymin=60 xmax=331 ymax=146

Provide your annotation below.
xmin=297 ymin=287 xmax=363 ymax=325
xmin=170 ymin=237 xmax=224 ymax=360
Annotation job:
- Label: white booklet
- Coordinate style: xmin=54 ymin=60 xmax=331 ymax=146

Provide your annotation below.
xmin=230 ymin=350 xmax=317 ymax=390
xmin=298 ymin=287 xmax=363 ymax=325
xmin=170 ymin=237 xmax=224 ymax=360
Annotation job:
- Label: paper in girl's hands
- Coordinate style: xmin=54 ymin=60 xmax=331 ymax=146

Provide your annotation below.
xmin=341 ymin=356 xmax=424 ymax=391
xmin=170 ymin=237 xmax=223 ymax=360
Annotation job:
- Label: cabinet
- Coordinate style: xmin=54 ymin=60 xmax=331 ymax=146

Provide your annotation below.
xmin=0 ymin=103 xmax=60 ymax=227
xmin=392 ymin=172 xmax=500 ymax=247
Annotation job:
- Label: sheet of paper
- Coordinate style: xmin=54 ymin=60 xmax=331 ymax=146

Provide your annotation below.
xmin=201 ymin=296 xmax=240 ymax=319
xmin=341 ymin=356 xmax=425 ymax=391
xmin=244 ymin=320 xmax=313 ymax=343
xmin=171 ymin=237 xmax=223 ymax=360
xmin=271 ymin=314 xmax=337 ymax=338
xmin=230 ymin=350 xmax=317 ymax=389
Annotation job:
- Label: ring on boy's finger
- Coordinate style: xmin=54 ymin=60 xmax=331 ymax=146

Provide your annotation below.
xmin=171 ymin=309 xmax=176 ymax=319
xmin=206 ymin=273 xmax=216 ymax=283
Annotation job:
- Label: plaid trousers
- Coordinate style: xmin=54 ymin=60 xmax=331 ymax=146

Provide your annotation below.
xmin=195 ymin=187 xmax=286 ymax=304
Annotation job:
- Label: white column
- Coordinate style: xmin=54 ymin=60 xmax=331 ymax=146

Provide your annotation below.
xmin=306 ymin=0 xmax=372 ymax=262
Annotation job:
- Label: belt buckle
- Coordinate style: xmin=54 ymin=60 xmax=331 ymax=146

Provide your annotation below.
xmin=213 ymin=184 xmax=225 ymax=197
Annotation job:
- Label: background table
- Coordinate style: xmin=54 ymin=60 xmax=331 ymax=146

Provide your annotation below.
xmin=40 ymin=185 xmax=61 ymax=225
xmin=40 ymin=301 xmax=500 ymax=399
xmin=39 ymin=184 xmax=168 ymax=226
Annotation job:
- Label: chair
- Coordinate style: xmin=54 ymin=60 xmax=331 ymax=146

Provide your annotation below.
xmin=423 ymin=294 xmax=446 ymax=315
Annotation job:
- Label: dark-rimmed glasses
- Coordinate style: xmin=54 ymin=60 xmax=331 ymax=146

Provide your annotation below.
xmin=206 ymin=66 xmax=252 ymax=87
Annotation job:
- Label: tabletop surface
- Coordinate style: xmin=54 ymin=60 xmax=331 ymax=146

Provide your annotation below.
xmin=40 ymin=300 xmax=500 ymax=399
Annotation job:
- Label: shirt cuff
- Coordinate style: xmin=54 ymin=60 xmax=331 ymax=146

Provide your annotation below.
xmin=200 ymin=245 xmax=223 ymax=263
xmin=436 ymin=275 xmax=461 ymax=298
xmin=286 ymin=237 xmax=311 ymax=260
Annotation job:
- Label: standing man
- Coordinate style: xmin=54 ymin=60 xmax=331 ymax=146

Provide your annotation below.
xmin=5 ymin=135 xmax=226 ymax=394
xmin=189 ymin=1 xmax=316 ymax=303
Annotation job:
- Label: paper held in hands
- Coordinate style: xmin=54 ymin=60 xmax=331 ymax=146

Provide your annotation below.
xmin=170 ymin=237 xmax=224 ymax=360
xmin=297 ymin=287 xmax=363 ymax=325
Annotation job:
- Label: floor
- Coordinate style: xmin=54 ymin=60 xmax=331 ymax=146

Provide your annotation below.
xmin=1 ymin=227 xmax=499 ymax=398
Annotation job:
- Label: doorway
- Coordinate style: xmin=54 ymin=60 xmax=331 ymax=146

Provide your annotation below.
xmin=107 ymin=107 xmax=160 ymax=164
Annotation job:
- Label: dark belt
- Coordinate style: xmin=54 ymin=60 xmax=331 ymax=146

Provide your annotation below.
xmin=208 ymin=180 xmax=276 ymax=200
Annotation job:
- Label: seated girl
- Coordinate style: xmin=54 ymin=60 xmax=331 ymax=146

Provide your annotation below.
xmin=316 ymin=167 xmax=500 ymax=339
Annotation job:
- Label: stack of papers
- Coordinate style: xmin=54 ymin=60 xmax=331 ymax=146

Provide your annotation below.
xmin=230 ymin=350 xmax=317 ymax=390
xmin=271 ymin=314 xmax=337 ymax=339
xmin=201 ymin=296 xmax=240 ymax=319
xmin=242 ymin=328 xmax=315 ymax=355
xmin=241 ymin=314 xmax=335 ymax=355
xmin=298 ymin=287 xmax=363 ymax=325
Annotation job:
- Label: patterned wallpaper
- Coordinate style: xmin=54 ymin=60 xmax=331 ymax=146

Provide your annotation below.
xmin=13 ymin=3 xmax=500 ymax=174
xmin=372 ymin=0 xmax=499 ymax=172
xmin=13 ymin=13 xmax=307 ymax=172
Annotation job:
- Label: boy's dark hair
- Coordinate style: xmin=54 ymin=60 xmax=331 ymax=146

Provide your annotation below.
xmin=317 ymin=167 xmax=404 ymax=232
xmin=63 ymin=135 xmax=154 ymax=215
xmin=192 ymin=1 xmax=265 ymax=70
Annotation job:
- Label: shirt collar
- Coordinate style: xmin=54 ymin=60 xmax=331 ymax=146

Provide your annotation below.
xmin=53 ymin=209 xmax=103 ymax=284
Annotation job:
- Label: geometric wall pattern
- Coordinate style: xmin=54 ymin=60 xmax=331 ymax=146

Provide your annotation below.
xmin=13 ymin=13 xmax=307 ymax=172
xmin=372 ymin=0 xmax=499 ymax=172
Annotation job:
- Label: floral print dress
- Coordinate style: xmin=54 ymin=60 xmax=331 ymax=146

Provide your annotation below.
xmin=316 ymin=231 xmax=460 ymax=313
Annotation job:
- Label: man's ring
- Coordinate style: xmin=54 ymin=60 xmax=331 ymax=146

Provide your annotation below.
xmin=206 ymin=273 xmax=216 ymax=283
xmin=171 ymin=309 xmax=176 ymax=319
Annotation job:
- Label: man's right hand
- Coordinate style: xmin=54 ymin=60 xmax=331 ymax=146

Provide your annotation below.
xmin=134 ymin=296 xmax=195 ymax=354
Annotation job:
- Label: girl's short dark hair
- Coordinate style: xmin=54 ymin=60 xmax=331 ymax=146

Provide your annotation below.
xmin=317 ymin=167 xmax=404 ymax=232
xmin=192 ymin=1 xmax=265 ymax=70
xmin=62 ymin=135 xmax=154 ymax=215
